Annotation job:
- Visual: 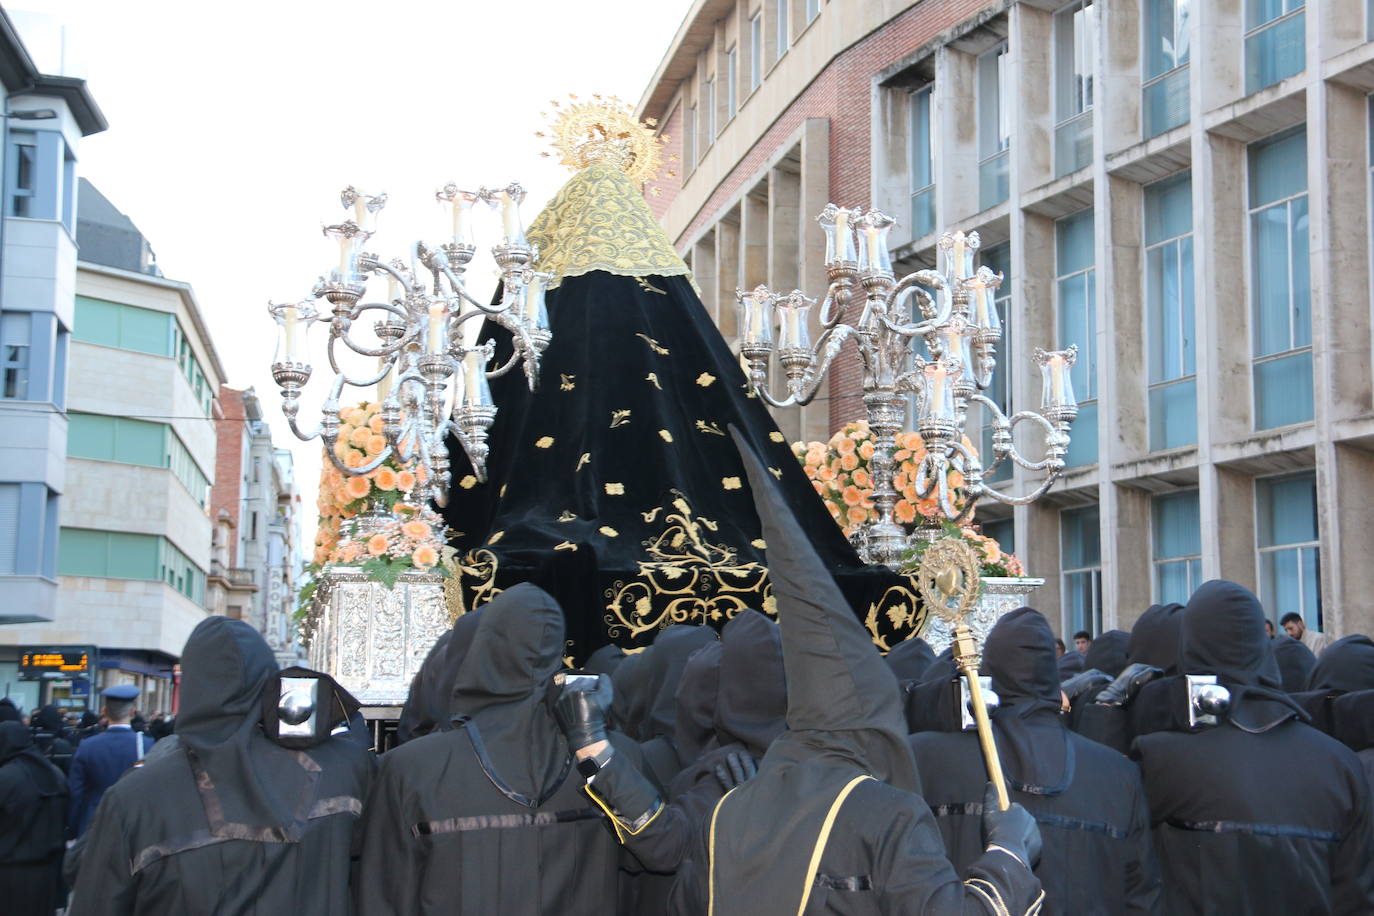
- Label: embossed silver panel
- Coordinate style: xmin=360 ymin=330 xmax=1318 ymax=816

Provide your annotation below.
xmin=305 ymin=565 xmax=451 ymax=706
xmin=920 ymin=577 xmax=1046 ymax=654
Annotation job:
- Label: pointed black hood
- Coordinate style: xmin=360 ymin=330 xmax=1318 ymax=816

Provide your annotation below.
xmin=451 ymin=583 xmax=569 ymax=801
xmin=1128 ymin=603 xmax=1184 ymax=674
xmin=674 ymin=640 xmax=722 ymax=763
xmin=885 ymin=636 xmax=937 ymax=683
xmin=715 ymin=609 xmax=787 ymax=756
xmin=1180 ymin=579 xmax=1305 ymax=732
xmin=984 ymin=607 xmax=1073 ymax=793
xmin=1271 ymin=635 xmax=1317 ymax=693
xmin=1084 ymin=630 xmax=1130 ymax=677
xmin=1308 ymin=635 xmax=1374 ymax=694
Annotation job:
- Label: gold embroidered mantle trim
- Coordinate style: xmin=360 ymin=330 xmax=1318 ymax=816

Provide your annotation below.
xmin=525 ymin=163 xmax=693 ymax=290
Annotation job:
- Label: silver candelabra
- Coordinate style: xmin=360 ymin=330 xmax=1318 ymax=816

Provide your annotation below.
xmin=737 ymin=204 xmax=1079 ymax=568
xmin=268 ymin=183 xmax=550 ymax=507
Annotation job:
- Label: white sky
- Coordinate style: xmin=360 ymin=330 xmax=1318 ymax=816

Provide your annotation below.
xmin=11 ymin=0 xmax=687 ymax=538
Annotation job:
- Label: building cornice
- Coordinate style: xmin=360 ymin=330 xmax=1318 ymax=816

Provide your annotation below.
xmin=0 ymin=11 xmax=107 ymax=136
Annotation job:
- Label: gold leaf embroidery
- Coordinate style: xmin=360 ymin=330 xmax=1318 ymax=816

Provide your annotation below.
xmin=499 ymin=485 xmax=507 ymax=498
xmin=635 ymin=333 xmax=670 ymax=355
xmin=769 ymin=431 xmax=785 ymax=443
xmin=488 ymin=531 xmax=505 ymax=544
xmin=696 ymin=372 xmax=716 ymax=387
xmin=535 ymin=436 xmax=555 ymax=448
xmin=610 ymin=409 xmax=632 ymax=429
xmin=699 ymin=517 xmax=719 ymax=531
xmin=642 ymin=507 xmax=662 ymax=523
xmin=722 ymin=477 xmax=742 ymax=490
xmin=645 ymin=372 xmax=662 ymax=390
xmin=695 ymin=420 xmax=725 ymax=436
xmin=605 ymin=482 xmax=625 ymax=495
xmin=769 ymin=467 xmax=783 ymax=480
xmin=576 ymin=453 xmax=591 ymax=472
xmin=751 ymin=539 xmax=767 ymax=549
xmin=560 ymin=374 xmax=577 ymax=391
xmin=599 ymin=526 xmax=619 ymax=537
xmin=659 ymin=429 xmax=673 ymax=443
xmin=636 ymin=277 xmax=667 ymax=295
xmin=554 ymin=541 xmax=577 ymax=551
xmin=459 ymin=475 xmax=478 ymax=489
xmin=557 ymin=510 xmax=577 ymax=522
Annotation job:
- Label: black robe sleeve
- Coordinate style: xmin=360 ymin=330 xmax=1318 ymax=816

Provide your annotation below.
xmin=67 ymin=790 xmax=138 ymax=916
xmin=1331 ymin=765 xmax=1374 ymax=914
xmin=357 ymin=754 xmax=422 ymax=916
xmin=1122 ymin=773 xmax=1162 ymax=914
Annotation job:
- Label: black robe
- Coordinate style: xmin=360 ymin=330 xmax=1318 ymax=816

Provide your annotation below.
xmin=395 ymin=607 xmax=486 ymax=744
xmin=1272 ymin=634 xmax=1317 ymax=693
xmin=68 ymin=618 xmax=375 ymax=915
xmin=0 ymin=722 xmax=68 ymax=916
xmin=1073 ymin=604 xmax=1183 ymax=754
xmin=1132 ymin=580 xmax=1374 ymax=914
xmin=667 ymin=431 xmax=1044 ymax=915
xmin=909 ymin=609 xmax=1160 ymax=914
xmin=357 ymin=583 xmax=651 ymax=915
xmin=624 ymin=625 xmax=717 ymax=787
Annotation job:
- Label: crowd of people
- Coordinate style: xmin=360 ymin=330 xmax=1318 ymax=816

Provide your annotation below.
xmin=3 ymin=442 xmax=1373 ymax=914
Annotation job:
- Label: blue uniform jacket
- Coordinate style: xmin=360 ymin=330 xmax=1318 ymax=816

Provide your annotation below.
xmin=68 ymin=725 xmax=154 ymax=837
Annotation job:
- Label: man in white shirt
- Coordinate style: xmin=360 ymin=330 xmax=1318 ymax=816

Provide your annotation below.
xmin=1281 ymin=612 xmax=1332 ymax=657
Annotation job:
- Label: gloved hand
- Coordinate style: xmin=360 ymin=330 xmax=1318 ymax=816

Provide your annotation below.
xmin=552 ymin=673 xmax=614 ymax=752
xmin=1060 ymin=669 xmax=1112 ymax=703
xmin=980 ymin=782 xmax=1042 ymax=868
xmin=1095 ymin=663 xmax=1164 ymax=708
xmin=713 ymin=751 xmax=759 ymax=792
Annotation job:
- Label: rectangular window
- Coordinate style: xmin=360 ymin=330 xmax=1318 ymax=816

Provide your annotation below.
xmin=1248 ymin=127 xmax=1312 ymax=430
xmin=1153 ymin=490 xmax=1202 ymax=603
xmin=1062 ymin=505 xmax=1102 ymax=636
xmin=2 ymin=311 xmax=31 ymax=399
xmin=806 ymin=0 xmax=821 ymax=24
xmin=1145 ymin=172 xmax=1196 ymax=450
xmin=1056 ymin=209 xmax=1097 ymax=466
xmin=58 ymin=528 xmax=161 ymax=581
xmin=67 ymin=412 xmax=164 ymax=467
xmin=1054 ymin=1 xmax=1095 ymax=176
xmin=750 ymin=13 xmax=763 ymax=88
xmin=1257 ymin=471 xmax=1321 ymax=629
xmin=685 ymin=105 xmax=697 ymax=169
xmin=978 ymin=44 xmax=1011 ymax=210
xmin=704 ymin=77 xmax=716 ymax=147
xmin=1245 ymin=0 xmax=1305 ymax=95
xmin=726 ymin=46 xmax=738 ymax=121
xmin=166 ymin=432 xmax=211 ymax=509
xmin=1143 ymin=0 xmax=1191 ymax=137
xmin=61 ymin=144 xmax=76 ymax=232
xmin=909 ymin=86 xmax=935 ymax=239
xmin=73 ymin=296 xmax=173 ymax=356
xmin=982 ymin=518 xmax=1014 ymax=558
xmin=160 ymin=537 xmax=206 ymax=605
xmin=0 ymin=484 xmax=18 ymax=575
xmin=777 ymin=0 xmax=790 ymax=56
xmin=980 ymin=243 xmax=1012 ymax=485
xmin=8 ymin=131 xmax=36 ymax=217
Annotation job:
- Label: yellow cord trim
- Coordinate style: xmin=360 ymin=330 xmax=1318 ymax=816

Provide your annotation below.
xmin=581 ymin=783 xmax=665 ymax=845
xmin=706 ymin=786 xmax=739 ymax=916
xmin=796 ymin=775 xmax=873 ymax=915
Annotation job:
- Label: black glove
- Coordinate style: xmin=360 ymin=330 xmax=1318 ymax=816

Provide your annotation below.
xmin=1095 ymin=663 xmax=1164 ymax=708
xmin=980 ymin=782 xmax=1042 ymax=868
xmin=1061 ymin=669 xmax=1112 ymax=703
xmin=713 ymin=751 xmax=758 ymax=792
xmin=552 ymin=673 xmax=614 ymax=752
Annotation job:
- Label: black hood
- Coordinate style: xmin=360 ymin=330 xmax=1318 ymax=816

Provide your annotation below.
xmin=1128 ymin=603 xmax=1184 ymax=674
xmin=1271 ymin=635 xmax=1317 ymax=693
xmin=637 ymin=625 xmax=717 ymax=743
xmin=397 ymin=630 xmax=453 ymax=744
xmin=610 ymin=650 xmax=649 ymax=739
xmin=451 ymin=583 xmax=569 ymax=801
xmin=1057 ymin=650 xmax=1085 ymax=680
xmin=1180 ymin=580 xmax=1304 ymax=732
xmin=584 ymin=643 xmax=627 ymax=677
xmin=1308 ymin=635 xmax=1374 ymax=694
xmin=32 ymin=705 xmax=66 ymax=733
xmin=885 ymin=636 xmax=937 ymax=683
xmin=985 ymin=607 xmax=1073 ymax=793
xmin=0 ymin=699 xmax=18 ymax=723
xmin=1084 ymin=630 xmax=1129 ymax=677
xmin=396 ymin=607 xmax=487 ymax=743
xmin=715 ymin=609 xmax=787 ymax=756
xmin=674 ymin=641 xmax=722 ymax=763
xmin=0 ymin=720 xmax=33 ymax=763
xmin=178 ymin=616 xmax=278 ymax=747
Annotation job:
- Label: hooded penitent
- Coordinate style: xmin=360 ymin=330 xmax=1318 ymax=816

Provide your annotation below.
xmin=985 ymin=608 xmax=1073 ymax=794
xmin=714 ymin=609 xmax=787 ymax=756
xmin=397 ymin=608 xmax=487 ymax=744
xmin=636 ymin=625 xmax=717 ymax=743
xmin=450 ymin=583 xmax=569 ymax=804
xmin=1083 ymin=630 xmax=1129 ymax=678
xmin=673 ymin=640 xmax=722 ymax=764
xmin=174 ymin=616 xmax=320 ymax=838
xmin=707 ymin=429 xmax=920 ymax=915
xmin=1127 ymin=603 xmax=1184 ymax=673
xmin=583 ymin=643 xmax=627 ymax=676
xmin=885 ymin=636 xmax=937 ymax=683
xmin=1271 ymin=635 xmax=1318 ymax=693
xmin=1057 ymin=650 xmax=1085 ymax=680
xmin=1179 ymin=579 xmax=1304 ymax=733
xmin=1308 ymin=635 xmax=1374 ymax=694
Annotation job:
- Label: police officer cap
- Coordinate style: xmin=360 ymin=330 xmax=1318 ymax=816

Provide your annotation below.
xmin=102 ymin=684 xmax=140 ymax=701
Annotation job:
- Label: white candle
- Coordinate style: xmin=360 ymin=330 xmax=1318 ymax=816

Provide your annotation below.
xmin=388 ymin=276 xmax=401 ymax=303
xmin=864 ymin=227 xmax=880 ymax=270
xmin=282 ymin=305 xmax=298 ymax=362
xmin=452 ymin=199 xmax=467 ymax=245
xmin=524 ymin=274 xmax=546 ymax=324
xmin=951 ymin=235 xmax=966 ymax=280
xmin=337 ymin=235 xmax=354 ymax=277
xmin=1049 ymin=356 xmax=1066 ymax=406
xmin=501 ymin=192 xmax=521 ymax=242
xmin=783 ymin=307 xmax=801 ymax=348
xmin=427 ymin=303 xmax=445 ymax=354
xmin=462 ymin=351 xmax=485 ymax=407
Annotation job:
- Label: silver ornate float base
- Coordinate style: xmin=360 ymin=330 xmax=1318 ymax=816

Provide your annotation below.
xmin=305 ymin=565 xmax=452 ymax=707
xmin=919 ymin=577 xmax=1046 ymax=654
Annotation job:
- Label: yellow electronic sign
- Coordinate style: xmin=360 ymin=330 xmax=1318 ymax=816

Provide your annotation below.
xmin=19 ymin=649 xmax=90 ymax=675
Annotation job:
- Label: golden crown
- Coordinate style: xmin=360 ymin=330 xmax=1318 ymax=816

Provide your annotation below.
xmin=537 ymin=94 xmax=676 ymax=189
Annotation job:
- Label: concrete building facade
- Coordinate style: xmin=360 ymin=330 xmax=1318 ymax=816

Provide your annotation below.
xmin=639 ymin=0 xmax=1374 ymax=639
xmin=0 ymin=185 xmax=226 ymax=712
